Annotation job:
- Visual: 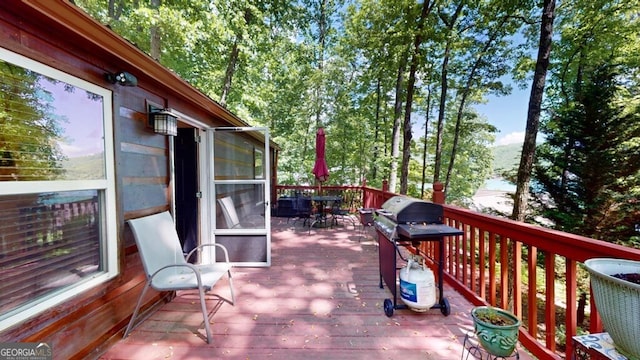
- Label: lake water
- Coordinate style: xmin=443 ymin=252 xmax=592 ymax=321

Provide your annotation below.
xmin=482 ymin=178 xmax=516 ymax=192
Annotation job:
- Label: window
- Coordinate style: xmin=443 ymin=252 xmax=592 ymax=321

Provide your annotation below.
xmin=254 ymin=148 xmax=263 ymax=179
xmin=0 ymin=47 xmax=117 ymax=330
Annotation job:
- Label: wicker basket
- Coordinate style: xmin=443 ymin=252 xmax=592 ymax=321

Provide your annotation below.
xmin=584 ymin=258 xmax=640 ymax=360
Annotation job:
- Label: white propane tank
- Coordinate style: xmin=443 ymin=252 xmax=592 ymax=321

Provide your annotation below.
xmin=399 ymin=255 xmax=436 ymax=312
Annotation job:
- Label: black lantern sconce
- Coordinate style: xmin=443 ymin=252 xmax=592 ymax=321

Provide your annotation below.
xmin=149 ymin=109 xmax=178 ymax=136
xmin=104 ymin=71 xmax=138 ymax=87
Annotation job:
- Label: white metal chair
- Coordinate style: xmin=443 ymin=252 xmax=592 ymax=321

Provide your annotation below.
xmin=124 ymin=211 xmax=235 ymax=344
xmin=218 ymin=196 xmax=242 ymax=228
xmin=217 ymin=196 xmax=263 ymax=229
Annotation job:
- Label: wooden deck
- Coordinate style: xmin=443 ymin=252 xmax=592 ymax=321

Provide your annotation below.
xmin=99 ymin=217 xmax=535 ymax=360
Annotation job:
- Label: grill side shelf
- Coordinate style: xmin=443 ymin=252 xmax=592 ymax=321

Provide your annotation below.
xmin=395 ymin=224 xmax=463 ymax=240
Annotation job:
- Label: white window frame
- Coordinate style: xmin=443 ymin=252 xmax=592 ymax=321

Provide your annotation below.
xmin=0 ymin=47 xmax=118 ymax=331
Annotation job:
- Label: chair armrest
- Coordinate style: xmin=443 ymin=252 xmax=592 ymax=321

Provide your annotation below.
xmin=186 ymin=243 xmax=231 ymax=264
xmin=149 ymin=263 xmax=204 ymax=288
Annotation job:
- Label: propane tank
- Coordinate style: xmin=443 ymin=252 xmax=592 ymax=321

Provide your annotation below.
xmin=399 ymin=255 xmax=436 ymax=312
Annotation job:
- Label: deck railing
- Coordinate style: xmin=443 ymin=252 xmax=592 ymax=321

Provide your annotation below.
xmin=274 ymin=182 xmax=640 ymax=359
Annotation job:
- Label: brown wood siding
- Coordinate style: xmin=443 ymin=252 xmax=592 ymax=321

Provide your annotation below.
xmin=0 ymin=3 xmax=171 ymax=359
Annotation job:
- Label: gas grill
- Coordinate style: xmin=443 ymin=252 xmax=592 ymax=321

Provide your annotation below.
xmin=374 ymin=196 xmax=463 ymax=317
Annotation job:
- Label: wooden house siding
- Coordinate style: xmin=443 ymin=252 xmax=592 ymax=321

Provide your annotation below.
xmin=0 ymin=2 xmax=274 ymax=359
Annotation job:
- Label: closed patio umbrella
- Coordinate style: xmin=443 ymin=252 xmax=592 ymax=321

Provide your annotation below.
xmin=312 ymin=127 xmax=329 ymax=189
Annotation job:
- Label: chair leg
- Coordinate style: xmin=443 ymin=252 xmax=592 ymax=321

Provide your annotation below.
xmin=124 ymin=281 xmax=151 ymax=339
xmin=309 ymin=215 xmax=317 ymax=234
xmin=197 ymin=286 xmax=213 ymax=344
xmin=349 ymin=215 xmax=358 ymax=230
xmin=227 ymin=270 xmax=235 ymax=305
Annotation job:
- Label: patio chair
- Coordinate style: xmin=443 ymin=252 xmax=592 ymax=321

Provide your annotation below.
xmin=124 ymin=211 xmax=235 ymax=344
xmin=330 ymin=197 xmax=358 ymax=230
xmin=276 ymin=196 xmax=298 ymax=222
xmin=218 ymin=196 xmax=263 ymax=229
xmin=294 ymin=196 xmax=313 ymax=230
xmin=358 ymin=208 xmax=375 ymax=240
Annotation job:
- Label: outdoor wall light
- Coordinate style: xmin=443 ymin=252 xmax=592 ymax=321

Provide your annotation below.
xmin=149 ymin=109 xmax=178 ymax=136
xmin=104 ymin=71 xmax=138 ymax=86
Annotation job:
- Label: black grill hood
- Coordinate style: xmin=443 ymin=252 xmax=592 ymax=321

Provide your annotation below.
xmin=377 ymin=196 xmax=443 ymax=224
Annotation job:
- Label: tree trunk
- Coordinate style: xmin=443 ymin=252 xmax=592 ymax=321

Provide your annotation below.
xmin=421 ymin=84 xmax=433 ymax=199
xmin=400 ymin=0 xmax=432 ymax=195
xmin=220 ymin=7 xmax=254 ymax=108
xmin=434 ymin=42 xmax=449 ymax=185
xmin=314 ymin=0 xmax=327 ymax=128
xmin=389 ymin=49 xmax=408 ymax=194
xmin=433 ymin=3 xmax=464 ymax=186
xmin=511 ymin=0 xmax=556 ymax=221
xmin=149 ymin=0 xmax=161 ymax=60
xmin=372 ymin=78 xmax=382 ymax=181
xmin=445 ymin=18 xmax=506 ymax=194
xmin=105 ymin=0 xmax=126 ymax=20
xmin=220 ymin=39 xmax=240 ymax=107
xmin=507 ymin=0 xmax=556 ymax=314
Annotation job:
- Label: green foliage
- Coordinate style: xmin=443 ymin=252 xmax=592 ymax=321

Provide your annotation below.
xmin=534 ymin=62 xmax=640 ymax=244
xmin=74 ymin=0 xmax=519 ymax=199
xmin=437 ymin=109 xmax=496 ymax=205
xmin=492 ymin=144 xmax=522 ymax=174
xmin=73 ymin=0 xmax=640 ymax=235
xmin=62 ymin=154 xmax=105 ymax=180
xmin=0 ymin=61 xmax=65 ymax=181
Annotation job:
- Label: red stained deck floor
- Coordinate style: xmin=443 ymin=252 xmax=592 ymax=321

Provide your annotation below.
xmin=99 ymin=217 xmax=535 ymax=360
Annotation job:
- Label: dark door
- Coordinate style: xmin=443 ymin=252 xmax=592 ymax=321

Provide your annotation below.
xmin=175 ymin=128 xmax=198 ymax=257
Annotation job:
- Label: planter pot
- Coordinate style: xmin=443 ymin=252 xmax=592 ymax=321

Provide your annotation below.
xmin=471 ymin=306 xmax=521 ymax=357
xmin=584 ymin=258 xmax=640 ymax=360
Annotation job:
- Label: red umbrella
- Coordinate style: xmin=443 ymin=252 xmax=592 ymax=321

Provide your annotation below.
xmin=312 ymin=127 xmax=330 ymax=183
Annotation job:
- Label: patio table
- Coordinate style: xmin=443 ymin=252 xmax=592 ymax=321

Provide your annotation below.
xmin=310 ymin=195 xmax=341 ymax=230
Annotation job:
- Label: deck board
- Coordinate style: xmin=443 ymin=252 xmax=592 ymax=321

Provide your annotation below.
xmin=99 ymin=217 xmax=535 ymax=359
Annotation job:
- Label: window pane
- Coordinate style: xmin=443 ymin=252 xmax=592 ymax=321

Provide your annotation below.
xmin=216 ymin=184 xmax=265 ymax=229
xmin=0 ymin=191 xmax=102 ymax=317
xmin=213 ymin=131 xmax=255 ymax=180
xmin=254 ymin=149 xmax=263 ymax=179
xmin=0 ymin=59 xmax=105 ymax=181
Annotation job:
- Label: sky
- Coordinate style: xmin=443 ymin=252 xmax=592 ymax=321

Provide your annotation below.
xmin=474 ymin=85 xmax=530 ymax=146
xmin=471 ymin=29 xmax=534 ymax=147
xmin=41 ymin=79 xmax=105 ymax=158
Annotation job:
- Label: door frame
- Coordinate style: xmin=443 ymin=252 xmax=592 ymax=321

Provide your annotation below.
xmin=169 ymin=112 xmax=207 ymax=261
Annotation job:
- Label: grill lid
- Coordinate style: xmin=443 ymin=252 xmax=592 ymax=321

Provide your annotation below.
xmin=378 ymin=196 xmax=443 ymax=224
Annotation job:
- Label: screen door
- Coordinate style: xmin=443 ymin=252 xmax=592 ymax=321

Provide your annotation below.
xmin=208 ymin=127 xmax=271 ymax=267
